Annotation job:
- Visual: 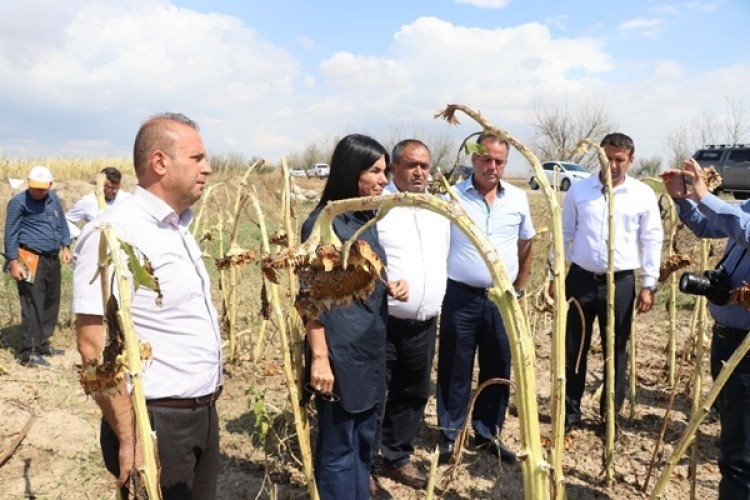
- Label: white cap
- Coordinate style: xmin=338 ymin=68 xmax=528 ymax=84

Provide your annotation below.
xmin=28 ymin=165 xmax=53 ymax=189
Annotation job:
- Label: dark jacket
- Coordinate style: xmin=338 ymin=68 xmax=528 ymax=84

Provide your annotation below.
xmin=301 ymin=208 xmax=388 ymax=413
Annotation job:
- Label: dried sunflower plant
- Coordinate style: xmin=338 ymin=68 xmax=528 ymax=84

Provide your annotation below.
xmin=434 ymin=103 xmax=568 ymax=499
xmin=262 ymin=186 xmax=552 ymax=500
xmin=77 ymin=224 xmax=163 ymax=500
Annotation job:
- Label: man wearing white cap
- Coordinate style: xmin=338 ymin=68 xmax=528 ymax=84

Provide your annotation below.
xmin=4 ymin=165 xmax=72 ymax=367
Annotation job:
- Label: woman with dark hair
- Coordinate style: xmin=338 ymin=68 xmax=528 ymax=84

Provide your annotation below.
xmin=301 ymin=134 xmax=408 ymax=499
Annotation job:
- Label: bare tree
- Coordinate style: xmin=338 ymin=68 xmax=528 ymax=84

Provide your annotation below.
xmin=530 ymin=100 xmax=617 ymax=170
xmin=666 ymin=125 xmax=695 ymax=169
xmin=665 ymin=95 xmax=750 ymax=167
xmin=630 ymin=155 xmax=662 ymax=178
xmin=725 ymin=96 xmax=750 ymax=144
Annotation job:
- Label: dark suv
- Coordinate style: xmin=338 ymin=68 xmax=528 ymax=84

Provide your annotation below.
xmin=693 ymin=144 xmax=750 ymax=199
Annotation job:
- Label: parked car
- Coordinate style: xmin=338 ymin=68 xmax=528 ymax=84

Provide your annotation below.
xmin=529 ymin=161 xmax=591 ymax=191
xmin=310 ymin=163 xmax=330 ymax=178
xmin=693 ymin=144 xmax=750 ymax=199
xmin=290 ymin=168 xmax=307 ymax=177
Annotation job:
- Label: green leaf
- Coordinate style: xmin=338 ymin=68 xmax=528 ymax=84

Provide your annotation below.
xmin=463 ymin=142 xmax=487 ymax=155
xmin=121 ymin=241 xmax=163 ymax=300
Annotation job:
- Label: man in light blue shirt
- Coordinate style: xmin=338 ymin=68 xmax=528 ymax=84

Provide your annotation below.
xmin=663 ymin=158 xmax=750 ymax=499
xmin=437 ymin=133 xmax=535 ymax=464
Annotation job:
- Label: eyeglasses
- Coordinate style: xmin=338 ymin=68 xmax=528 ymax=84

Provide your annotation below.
xmin=304 ymin=384 xmax=341 ymax=404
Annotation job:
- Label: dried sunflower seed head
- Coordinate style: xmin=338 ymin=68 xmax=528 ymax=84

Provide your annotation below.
xmin=262 ymin=240 xmax=383 ymax=318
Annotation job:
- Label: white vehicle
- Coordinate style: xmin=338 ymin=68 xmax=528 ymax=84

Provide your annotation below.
xmin=290 ymin=168 xmax=307 ymax=177
xmin=311 ymin=163 xmax=330 ymax=178
xmin=529 ymin=161 xmax=591 ymax=191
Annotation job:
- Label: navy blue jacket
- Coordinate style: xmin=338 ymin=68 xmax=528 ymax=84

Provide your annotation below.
xmin=301 ymin=208 xmax=388 ymax=414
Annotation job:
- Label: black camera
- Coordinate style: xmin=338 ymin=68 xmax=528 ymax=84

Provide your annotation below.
xmin=679 ymin=265 xmax=732 ymax=306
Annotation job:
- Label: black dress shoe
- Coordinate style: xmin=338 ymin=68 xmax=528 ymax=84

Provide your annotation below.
xmin=475 ymin=436 xmax=517 ymax=464
xmin=38 ymin=345 xmax=65 ymax=357
xmin=564 ymin=416 xmax=583 ymax=434
xmin=438 ymin=441 xmax=455 ymax=465
xmin=18 ymin=353 xmax=51 ymax=368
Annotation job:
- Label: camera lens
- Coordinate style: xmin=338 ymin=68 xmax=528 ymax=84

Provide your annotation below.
xmin=679 ymin=272 xmax=712 ymax=295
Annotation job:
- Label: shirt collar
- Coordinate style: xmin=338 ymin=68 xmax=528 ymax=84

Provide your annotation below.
xmin=461 ymin=175 xmax=505 ymax=196
xmin=592 ymin=173 xmax=632 ymax=193
xmin=132 ymin=185 xmax=194 ymax=227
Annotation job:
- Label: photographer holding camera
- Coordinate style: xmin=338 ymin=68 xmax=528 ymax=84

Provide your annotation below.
xmin=662 ymin=158 xmax=750 ymax=499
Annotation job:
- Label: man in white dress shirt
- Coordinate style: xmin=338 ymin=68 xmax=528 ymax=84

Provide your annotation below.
xmin=553 ymin=132 xmax=663 ymax=433
xmin=73 ymin=113 xmax=222 ymax=499
xmin=65 ymin=167 xmax=132 ymax=239
xmin=374 ymin=139 xmax=450 ymax=490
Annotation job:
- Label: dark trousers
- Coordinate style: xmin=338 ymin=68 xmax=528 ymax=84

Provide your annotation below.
xmin=315 ymin=400 xmax=378 ymax=500
xmin=437 ymin=280 xmax=511 ymax=443
xmin=378 ymin=315 xmax=437 ymax=468
xmin=17 ymin=254 xmax=61 ymax=355
xmin=101 ymin=404 xmax=220 ymax=500
xmin=711 ymin=328 xmax=750 ymax=499
xmin=564 ymin=264 xmax=635 ymax=421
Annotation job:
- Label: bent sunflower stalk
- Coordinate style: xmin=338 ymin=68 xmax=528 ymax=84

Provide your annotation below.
xmin=650 ymin=321 xmax=750 ymax=498
xmin=250 ymin=187 xmax=318 ymax=500
xmin=262 ymin=192 xmax=550 ymax=500
xmin=574 ymin=139 xmax=617 ymax=485
xmin=434 ymin=103 xmax=565 ymax=499
xmin=91 ymin=225 xmax=162 ymax=499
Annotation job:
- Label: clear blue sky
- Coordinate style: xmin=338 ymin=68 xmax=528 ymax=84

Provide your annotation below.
xmin=0 ymin=0 xmax=747 ymax=174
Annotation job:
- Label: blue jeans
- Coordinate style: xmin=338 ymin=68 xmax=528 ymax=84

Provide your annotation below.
xmin=711 ymin=329 xmax=750 ymax=499
xmin=315 ymin=400 xmax=378 ymax=500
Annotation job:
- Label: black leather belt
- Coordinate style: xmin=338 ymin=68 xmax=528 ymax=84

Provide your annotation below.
xmin=448 ymin=278 xmax=489 ymax=297
xmin=20 ymin=244 xmax=59 ymax=259
xmin=147 ymin=386 xmax=223 ymax=410
xmin=714 ymin=323 xmax=749 ymax=342
xmin=571 ymin=263 xmax=633 ymax=282
xmin=389 ymin=316 xmax=435 ymax=328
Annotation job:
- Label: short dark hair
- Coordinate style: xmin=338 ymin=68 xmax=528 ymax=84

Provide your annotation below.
xmin=133 ymin=112 xmax=199 ymax=175
xmin=391 ymin=139 xmax=430 ymax=165
xmin=317 ymin=134 xmax=389 ymax=208
xmin=476 ymin=133 xmax=510 ymax=151
xmin=100 ymin=166 xmax=122 ymax=184
xmin=600 ymin=133 xmax=635 ymax=158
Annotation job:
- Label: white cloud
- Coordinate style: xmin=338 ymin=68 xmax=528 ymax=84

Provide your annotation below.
xmin=618 ymin=17 xmax=665 ymax=38
xmin=0 ymin=1 xmax=747 ymax=169
xmin=0 ymin=0 xmax=303 ymax=158
xmin=454 ymin=0 xmax=512 ymax=9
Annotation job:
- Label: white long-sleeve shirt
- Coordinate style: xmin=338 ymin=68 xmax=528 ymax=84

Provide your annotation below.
xmin=562 ymin=174 xmax=664 ymax=288
xmin=73 ymin=186 xmax=222 ymax=399
xmin=377 ymin=182 xmax=451 ymax=321
xmin=66 ymin=190 xmax=132 ymax=239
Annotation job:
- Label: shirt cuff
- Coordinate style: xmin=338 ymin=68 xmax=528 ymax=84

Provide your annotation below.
xmin=641 ymin=276 xmax=657 ymax=289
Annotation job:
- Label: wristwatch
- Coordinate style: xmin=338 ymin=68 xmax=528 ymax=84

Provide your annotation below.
xmin=515 ymin=288 xmax=526 ymax=299
xmin=643 ymin=285 xmax=657 ymax=293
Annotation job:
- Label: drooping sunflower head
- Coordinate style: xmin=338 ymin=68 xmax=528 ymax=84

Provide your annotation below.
xmin=702 ymin=166 xmax=722 ymax=193
xmin=262 ymin=239 xmax=383 ymax=318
